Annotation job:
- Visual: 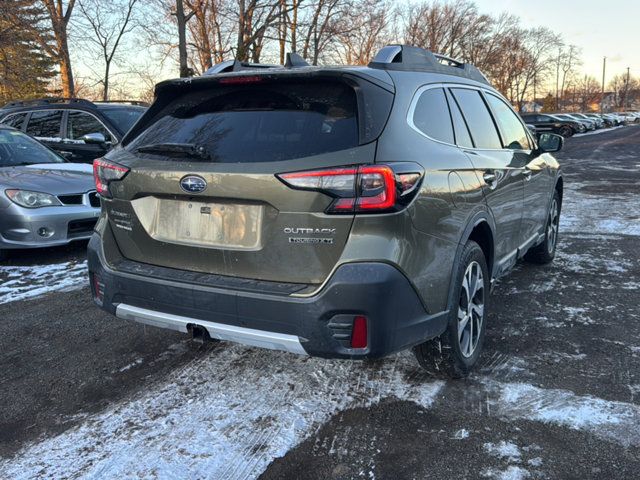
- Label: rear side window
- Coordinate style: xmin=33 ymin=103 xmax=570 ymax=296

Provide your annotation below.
xmin=445 ymin=90 xmax=473 ymax=148
xmin=67 ymin=111 xmax=112 ymax=142
xmin=485 ymin=93 xmax=531 ymax=150
xmin=129 ymin=81 xmax=359 ymax=163
xmin=25 ymin=110 xmax=63 ymax=138
xmin=450 ymin=89 xmax=501 ymax=149
xmin=411 ymin=88 xmax=454 ymax=144
xmin=1 ymin=112 xmax=27 ymax=129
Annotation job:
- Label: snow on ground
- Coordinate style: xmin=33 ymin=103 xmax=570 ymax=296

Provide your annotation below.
xmin=0 ymin=260 xmax=88 ymax=305
xmin=572 ymin=125 xmax=626 ymax=137
xmin=3 ymin=345 xmax=640 ymax=478
xmin=0 ymin=348 xmax=444 ymax=479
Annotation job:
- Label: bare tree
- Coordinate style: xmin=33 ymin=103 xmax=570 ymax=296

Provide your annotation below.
xmin=76 ymin=0 xmax=139 ymax=100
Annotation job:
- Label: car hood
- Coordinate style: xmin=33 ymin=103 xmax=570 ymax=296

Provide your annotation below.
xmin=0 ymin=163 xmax=95 ymax=195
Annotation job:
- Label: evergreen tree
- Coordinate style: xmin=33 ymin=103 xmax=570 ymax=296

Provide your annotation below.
xmin=0 ymin=0 xmax=56 ymax=103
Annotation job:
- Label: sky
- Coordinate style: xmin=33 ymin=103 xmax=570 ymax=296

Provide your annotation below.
xmin=473 ymin=0 xmax=639 ymax=82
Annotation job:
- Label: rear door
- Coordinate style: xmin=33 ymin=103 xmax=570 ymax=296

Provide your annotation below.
xmin=104 ymin=76 xmax=391 ymax=285
xmin=24 ymin=109 xmax=66 ymax=155
xmin=61 ymin=110 xmax=112 ymax=163
xmin=448 ymin=87 xmax=524 ymax=272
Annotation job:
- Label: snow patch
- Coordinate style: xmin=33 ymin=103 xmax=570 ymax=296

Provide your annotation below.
xmin=484 ymin=441 xmax=521 ymax=462
xmin=453 ymin=428 xmax=470 ymax=439
xmin=0 ymin=260 xmax=88 ymax=304
xmin=0 ymin=348 xmax=444 ymax=479
xmin=481 ymin=466 xmax=530 ymax=480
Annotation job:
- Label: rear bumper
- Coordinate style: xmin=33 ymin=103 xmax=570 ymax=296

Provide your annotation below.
xmin=88 ymin=234 xmax=448 ymax=359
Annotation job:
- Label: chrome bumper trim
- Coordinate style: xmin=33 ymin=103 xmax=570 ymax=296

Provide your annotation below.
xmin=115 ymin=303 xmax=308 ymax=355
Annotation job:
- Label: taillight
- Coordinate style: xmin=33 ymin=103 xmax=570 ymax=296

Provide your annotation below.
xmin=277 ymin=164 xmax=422 ymax=214
xmin=93 ymin=158 xmax=129 ymax=198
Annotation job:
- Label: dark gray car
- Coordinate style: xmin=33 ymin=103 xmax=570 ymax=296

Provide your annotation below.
xmin=88 ymin=45 xmax=563 ymax=377
xmin=0 ymin=126 xmax=100 ymax=260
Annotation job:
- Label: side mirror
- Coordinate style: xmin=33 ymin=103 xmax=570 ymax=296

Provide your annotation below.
xmin=537 ymin=133 xmax=563 ymax=153
xmin=80 ymin=132 xmax=107 ymax=146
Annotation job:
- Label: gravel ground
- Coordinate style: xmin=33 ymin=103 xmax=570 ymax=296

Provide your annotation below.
xmin=0 ymin=125 xmax=639 ymax=479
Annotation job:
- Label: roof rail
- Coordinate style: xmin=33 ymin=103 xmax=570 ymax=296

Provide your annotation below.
xmin=1 ymin=97 xmax=96 ymax=109
xmin=93 ymin=100 xmax=150 ymax=107
xmin=204 ymin=52 xmax=311 ymax=76
xmin=368 ymin=44 xmax=489 ymax=85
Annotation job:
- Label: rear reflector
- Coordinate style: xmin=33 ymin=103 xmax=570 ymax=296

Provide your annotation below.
xmin=91 ymin=273 xmax=105 ymax=305
xmin=351 ymin=316 xmax=368 ymax=349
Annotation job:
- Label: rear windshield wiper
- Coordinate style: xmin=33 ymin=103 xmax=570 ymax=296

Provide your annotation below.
xmin=134 ymin=143 xmax=211 ymax=160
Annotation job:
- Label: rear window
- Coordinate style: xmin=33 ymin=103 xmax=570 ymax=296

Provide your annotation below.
xmin=128 ymin=81 xmax=359 ymax=163
xmin=98 ymin=106 xmax=145 ymax=134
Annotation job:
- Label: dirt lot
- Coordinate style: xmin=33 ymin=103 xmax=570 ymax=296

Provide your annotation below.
xmin=1 ymin=126 xmax=639 ymax=479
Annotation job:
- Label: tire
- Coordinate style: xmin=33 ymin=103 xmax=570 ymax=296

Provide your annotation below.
xmin=559 ymin=126 xmax=573 ymax=138
xmin=525 ymin=190 xmax=561 ymax=264
xmin=413 ymin=240 xmax=489 ymax=378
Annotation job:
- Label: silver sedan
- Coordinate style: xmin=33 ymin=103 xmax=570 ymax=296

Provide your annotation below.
xmin=0 ymin=126 xmax=100 ymax=260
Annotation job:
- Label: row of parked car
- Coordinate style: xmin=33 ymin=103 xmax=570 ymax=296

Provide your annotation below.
xmin=521 ymin=111 xmax=640 ymax=138
xmin=0 ymin=98 xmax=147 ymax=260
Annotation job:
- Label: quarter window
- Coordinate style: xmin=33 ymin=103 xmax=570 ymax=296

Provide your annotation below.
xmin=412 ymin=88 xmax=454 ymax=144
xmin=1 ymin=113 xmax=27 ymax=129
xmin=450 ymin=89 xmax=501 ymax=149
xmin=485 ymin=93 xmax=531 ymax=150
xmin=25 ymin=110 xmax=63 ymax=138
xmin=67 ymin=111 xmax=112 ymax=142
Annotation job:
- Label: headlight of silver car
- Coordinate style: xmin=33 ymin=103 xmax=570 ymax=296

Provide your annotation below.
xmin=5 ymin=189 xmax=63 ymax=208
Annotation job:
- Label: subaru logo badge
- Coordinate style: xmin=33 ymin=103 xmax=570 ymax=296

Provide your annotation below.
xmin=180 ymin=175 xmax=207 ymax=193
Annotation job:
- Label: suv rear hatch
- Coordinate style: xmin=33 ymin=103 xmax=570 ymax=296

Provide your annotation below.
xmin=100 ymin=71 xmax=394 ymax=287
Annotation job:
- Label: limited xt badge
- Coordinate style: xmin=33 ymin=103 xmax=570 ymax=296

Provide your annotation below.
xmin=284 ymin=227 xmax=336 ymax=244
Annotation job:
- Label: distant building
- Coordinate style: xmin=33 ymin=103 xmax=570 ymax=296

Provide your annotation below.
xmin=521 ymin=101 xmax=542 ymax=113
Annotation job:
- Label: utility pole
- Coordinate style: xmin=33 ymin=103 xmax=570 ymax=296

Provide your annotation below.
xmin=601 ymin=56 xmax=607 ymax=113
xmin=556 ymin=48 xmax=561 ymax=111
xmin=625 ymin=67 xmax=630 ymax=109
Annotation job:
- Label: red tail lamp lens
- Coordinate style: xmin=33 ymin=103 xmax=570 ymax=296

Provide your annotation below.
xmin=277 ymin=164 xmax=421 ymax=213
xmin=92 ymin=273 xmax=105 ymax=304
xmin=93 ymin=158 xmax=129 ymax=198
xmin=351 ymin=316 xmax=368 ymax=349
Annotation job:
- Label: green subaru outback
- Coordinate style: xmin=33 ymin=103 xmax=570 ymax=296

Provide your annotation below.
xmin=88 ymin=45 xmax=563 ymax=377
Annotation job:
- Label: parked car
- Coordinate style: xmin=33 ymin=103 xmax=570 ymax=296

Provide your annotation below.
xmin=602 ymin=113 xmax=624 ymax=126
xmin=88 ymin=45 xmax=563 ymax=377
xmin=586 ymin=113 xmax=615 ymax=127
xmin=520 ymin=113 xmax=583 ymax=137
xmin=551 ymin=114 xmax=590 ymax=131
xmin=0 ymin=125 xmax=101 ymax=260
xmin=618 ymin=112 xmax=639 ymax=123
xmin=0 ymin=98 xmax=147 ymax=164
xmin=573 ymin=113 xmax=604 ymax=129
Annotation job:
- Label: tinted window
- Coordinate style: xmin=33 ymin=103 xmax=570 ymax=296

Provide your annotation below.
xmin=412 ymin=88 xmax=454 ymax=144
xmin=25 ymin=110 xmax=63 ymax=138
xmin=445 ymin=89 xmax=473 ymax=148
xmin=0 ymin=129 xmax=64 ymax=166
xmin=1 ymin=113 xmax=27 ymax=129
xmin=129 ymin=81 xmax=359 ymax=163
xmin=450 ymin=89 xmax=501 ymax=149
xmin=98 ymin=106 xmax=145 ymax=133
xmin=67 ymin=111 xmax=112 ymax=141
xmin=485 ymin=94 xmax=531 ymax=150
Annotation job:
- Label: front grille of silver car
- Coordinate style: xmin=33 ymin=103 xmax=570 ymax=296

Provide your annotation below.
xmin=58 ymin=194 xmax=84 ymax=205
xmin=88 ymin=191 xmax=100 ymax=208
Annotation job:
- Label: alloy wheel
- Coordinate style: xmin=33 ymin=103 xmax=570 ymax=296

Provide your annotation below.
xmin=547 ymin=198 xmax=559 ymax=254
xmin=458 ymin=261 xmax=485 ymax=358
